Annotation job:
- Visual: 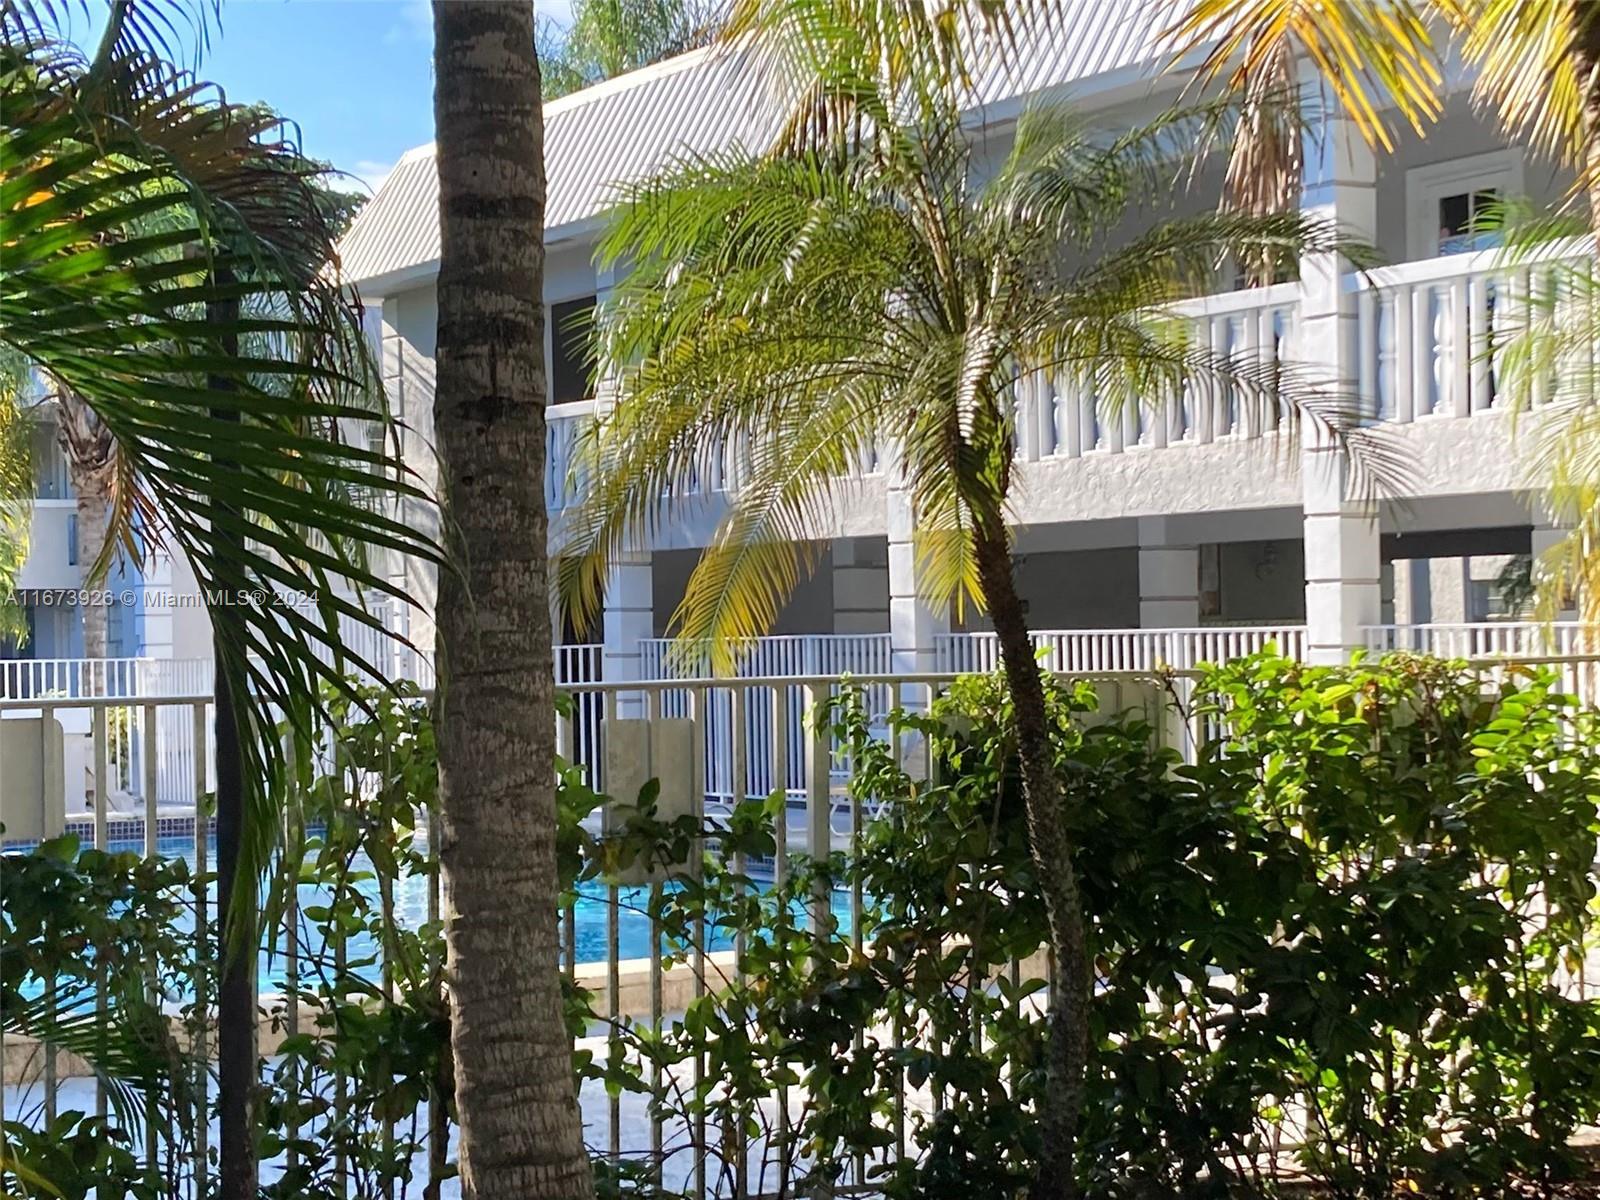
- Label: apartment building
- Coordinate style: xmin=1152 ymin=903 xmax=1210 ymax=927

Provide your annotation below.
xmin=337 ymin=4 xmax=1578 ymax=682
xmin=3 ymin=403 xmax=211 ymax=694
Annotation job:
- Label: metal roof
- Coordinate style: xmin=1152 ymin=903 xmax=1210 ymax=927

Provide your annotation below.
xmin=338 ymin=0 xmax=1178 ymax=292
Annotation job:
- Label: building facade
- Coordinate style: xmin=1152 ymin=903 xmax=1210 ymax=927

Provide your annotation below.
xmin=5 ymin=403 xmax=211 ymax=690
xmin=337 ymin=7 xmax=1578 ymax=682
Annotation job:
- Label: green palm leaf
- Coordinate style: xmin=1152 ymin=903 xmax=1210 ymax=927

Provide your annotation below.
xmin=563 ymin=77 xmax=1401 ymax=667
xmin=1 ymin=30 xmax=443 ymax=918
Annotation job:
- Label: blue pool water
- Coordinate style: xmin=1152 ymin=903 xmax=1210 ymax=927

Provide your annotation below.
xmin=13 ymin=832 xmax=855 ymax=999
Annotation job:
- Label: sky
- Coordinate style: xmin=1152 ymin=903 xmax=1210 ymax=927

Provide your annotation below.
xmin=84 ymin=0 xmax=577 ymax=195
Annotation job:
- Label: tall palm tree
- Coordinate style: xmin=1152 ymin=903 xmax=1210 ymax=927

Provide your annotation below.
xmin=559 ymin=72 xmax=1390 ymax=1192
xmin=539 ymin=0 xmax=721 ymax=98
xmin=3 ymin=4 xmax=443 ymax=1195
xmin=51 ymin=387 xmax=116 ymax=659
xmin=431 ymin=4 xmax=596 ymax=1198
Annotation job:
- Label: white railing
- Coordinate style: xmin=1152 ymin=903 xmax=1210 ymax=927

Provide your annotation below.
xmin=1352 ymin=241 xmax=1593 ymax=423
xmin=936 ymin=625 xmax=1307 ymax=674
xmin=546 ymin=399 xmax=592 ymax=512
xmin=1015 ymin=283 xmax=1300 ymax=462
xmin=1365 ymin=621 xmax=1596 ymax=658
xmin=545 ymin=399 xmax=884 ymax=514
xmin=638 ymin=635 xmax=893 ymax=803
xmin=1367 ymin=620 xmax=1600 ymax=710
xmin=639 ymin=633 xmax=892 ymax=680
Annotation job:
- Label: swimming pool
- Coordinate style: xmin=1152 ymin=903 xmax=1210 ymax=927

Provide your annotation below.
xmin=11 ymin=831 xmax=854 ymax=999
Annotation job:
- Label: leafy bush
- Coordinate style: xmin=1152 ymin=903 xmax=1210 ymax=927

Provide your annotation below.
xmin=1 ymin=836 xmax=198 ymax=1197
xmin=584 ymin=656 xmax=1600 ymax=1197
xmin=6 ymin=655 xmax=1599 ymax=1200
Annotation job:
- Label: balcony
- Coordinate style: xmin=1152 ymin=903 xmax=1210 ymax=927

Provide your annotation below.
xmin=541 ymin=247 xmax=1557 ymax=544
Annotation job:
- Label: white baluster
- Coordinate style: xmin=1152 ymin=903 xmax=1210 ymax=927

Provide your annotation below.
xmin=1469 ymin=273 xmax=1492 ymax=413
xmin=1450 ymin=276 xmax=1471 ymax=418
xmin=1059 ymin=372 xmax=1082 ymax=459
xmin=1412 ymin=283 xmax=1432 ymax=419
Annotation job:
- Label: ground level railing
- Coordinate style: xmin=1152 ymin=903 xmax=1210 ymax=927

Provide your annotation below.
xmin=7 ymin=623 xmax=1598 ymax=815
xmin=5 ymin=650 xmax=1600 ymax=1197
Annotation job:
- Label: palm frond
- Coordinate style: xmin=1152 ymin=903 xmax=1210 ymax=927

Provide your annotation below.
xmin=1447 ymin=0 xmax=1591 ymax=191
xmin=721 ymin=0 xmax=1063 ymax=154
xmin=578 ymin=81 xmax=1403 ymax=663
xmin=1163 ymin=0 xmax=1443 ymax=154
xmin=1 ymin=34 xmax=443 ymax=916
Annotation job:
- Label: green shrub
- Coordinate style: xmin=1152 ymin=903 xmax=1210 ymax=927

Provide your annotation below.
xmin=588 ymin=655 xmax=1600 ymax=1197
xmin=7 ymin=654 xmax=1598 ymax=1199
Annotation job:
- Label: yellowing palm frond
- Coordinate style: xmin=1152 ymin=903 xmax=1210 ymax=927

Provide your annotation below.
xmin=1448 ymin=0 xmax=1591 ymax=183
xmin=1166 ymin=0 xmax=1443 ymax=153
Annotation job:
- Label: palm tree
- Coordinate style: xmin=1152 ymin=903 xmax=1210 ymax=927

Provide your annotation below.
xmin=430 ymin=3 xmax=596 ymax=1198
xmin=3 ymin=4 xmax=442 ymax=1194
xmin=539 ymin=0 xmax=721 ymax=98
xmin=559 ymin=62 xmax=1389 ymax=1190
xmin=50 ymin=387 xmax=117 ymax=659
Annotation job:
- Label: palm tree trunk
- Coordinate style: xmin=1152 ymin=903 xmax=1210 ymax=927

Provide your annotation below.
xmin=53 ymin=387 xmax=115 ymax=665
xmin=74 ymin=469 xmax=110 ymax=659
xmin=432 ymin=5 xmax=596 ymax=1199
xmin=972 ymin=522 xmax=1089 ymax=1200
xmin=208 ymin=275 xmax=258 ymax=1200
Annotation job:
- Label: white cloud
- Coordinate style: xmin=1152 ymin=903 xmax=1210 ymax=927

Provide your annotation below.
xmin=382 ymin=0 xmax=431 ymax=46
xmin=351 ymin=159 xmax=397 ymax=194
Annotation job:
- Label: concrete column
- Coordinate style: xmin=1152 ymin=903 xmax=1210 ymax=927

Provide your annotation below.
xmin=832 ymin=538 xmax=889 ymax=634
xmin=886 ymin=486 xmax=948 ymax=676
xmin=1137 ymin=517 xmax=1200 ymax=627
xmin=139 ymin=547 xmax=175 ymax=661
xmin=1303 ymin=452 xmax=1381 ymax=663
xmin=1298 ymin=84 xmax=1381 ymax=664
xmin=602 ymin=553 xmax=653 ymax=716
xmin=1531 ymin=523 xmax=1579 ymax=619
xmin=1427 ymin=558 xmax=1470 ymax=624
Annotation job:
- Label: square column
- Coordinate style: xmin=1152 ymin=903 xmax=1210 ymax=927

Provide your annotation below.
xmin=1138 ymin=517 xmax=1200 ymax=627
xmin=1303 ymin=450 xmax=1381 ymax=663
xmin=1531 ymin=523 xmax=1580 ymax=619
xmin=833 ymin=538 xmax=889 ymax=634
xmin=1297 ymin=82 xmax=1381 ymax=663
xmin=602 ymin=553 xmax=653 ymax=715
xmin=886 ymin=484 xmax=948 ymax=676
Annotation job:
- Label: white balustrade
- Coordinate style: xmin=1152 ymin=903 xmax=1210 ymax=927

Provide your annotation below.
xmin=1016 ymin=283 xmax=1300 ymax=463
xmin=935 ymin=625 xmax=1306 ymax=674
xmin=546 ymin=400 xmax=592 ymax=511
xmin=1353 ymin=240 xmax=1595 ymax=423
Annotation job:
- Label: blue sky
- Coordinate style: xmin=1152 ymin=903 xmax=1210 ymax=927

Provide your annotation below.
xmin=90 ymin=1 xmax=576 ymax=194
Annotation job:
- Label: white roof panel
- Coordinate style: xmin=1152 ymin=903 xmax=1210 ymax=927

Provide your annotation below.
xmin=339 ymin=2 xmax=1179 ymax=291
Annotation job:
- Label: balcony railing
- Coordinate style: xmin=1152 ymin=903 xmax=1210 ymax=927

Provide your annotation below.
xmin=936 ymin=624 xmax=1308 ymax=673
xmin=1352 ymin=240 xmax=1591 ymax=423
xmin=1013 ymin=282 xmax=1301 ymax=463
xmin=546 ymin=249 xmax=1585 ymax=522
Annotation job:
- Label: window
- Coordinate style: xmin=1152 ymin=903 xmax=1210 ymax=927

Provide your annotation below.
xmin=550 ymin=296 xmax=597 ymax=405
xmin=1406 ymin=150 xmax=1523 ymax=259
xmin=1435 ymin=188 xmax=1501 ymax=255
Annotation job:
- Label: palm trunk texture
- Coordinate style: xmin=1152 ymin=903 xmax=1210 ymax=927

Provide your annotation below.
xmin=208 ymin=276 xmax=258 ymax=1200
xmin=73 ymin=475 xmax=109 ymax=658
xmin=55 ymin=387 xmax=114 ymax=663
xmin=974 ymin=522 xmax=1090 ymax=1200
xmin=431 ymin=4 xmax=596 ymax=1198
